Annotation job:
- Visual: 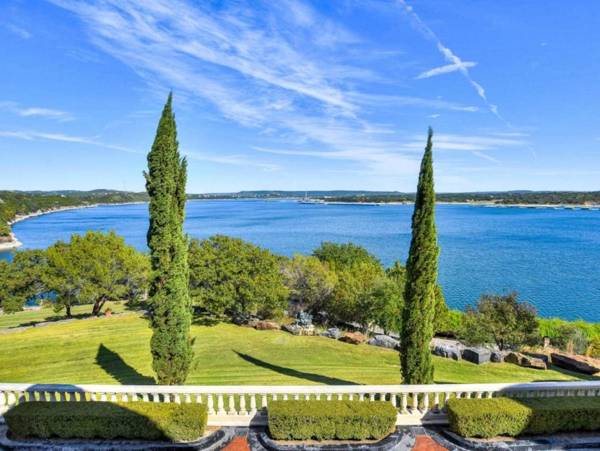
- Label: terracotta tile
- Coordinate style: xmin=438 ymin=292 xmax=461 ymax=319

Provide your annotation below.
xmin=221 ymin=435 xmax=251 ymax=451
xmin=413 ymin=435 xmax=447 ymax=451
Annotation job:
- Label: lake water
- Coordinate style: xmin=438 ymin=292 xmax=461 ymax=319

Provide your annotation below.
xmin=2 ymin=200 xmax=600 ymax=321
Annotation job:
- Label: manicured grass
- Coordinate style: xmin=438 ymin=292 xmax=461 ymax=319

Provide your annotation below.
xmin=0 ymin=302 xmax=128 ymax=329
xmin=0 ymin=311 xmax=589 ymax=385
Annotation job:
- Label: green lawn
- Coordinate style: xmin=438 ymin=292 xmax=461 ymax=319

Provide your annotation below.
xmin=0 ymin=302 xmax=128 ymax=329
xmin=0 ymin=309 xmax=590 ymax=386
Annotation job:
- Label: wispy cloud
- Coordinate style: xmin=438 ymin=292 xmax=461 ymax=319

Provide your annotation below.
xmin=0 ymin=129 xmax=139 ymax=154
xmin=0 ymin=101 xmax=74 ymax=121
xmin=396 ymin=0 xmax=503 ymax=121
xmin=184 ymin=150 xmax=281 ymax=172
xmin=416 ymin=61 xmax=477 ymax=79
xmin=3 ymin=23 xmax=32 ymax=39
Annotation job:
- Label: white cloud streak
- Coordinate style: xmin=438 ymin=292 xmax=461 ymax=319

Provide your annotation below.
xmin=416 ymin=61 xmax=477 ymax=79
xmin=0 ymin=101 xmax=74 ymax=121
xmin=396 ymin=0 xmax=503 ymax=121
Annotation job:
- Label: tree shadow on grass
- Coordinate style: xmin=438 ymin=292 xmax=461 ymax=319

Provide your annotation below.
xmin=234 ymin=351 xmax=358 ymax=385
xmin=95 ymin=344 xmax=155 ymax=385
xmin=11 ymin=313 xmax=90 ymax=329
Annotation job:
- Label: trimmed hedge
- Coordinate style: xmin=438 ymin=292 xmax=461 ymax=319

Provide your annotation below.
xmin=5 ymin=401 xmax=207 ymax=442
xmin=268 ymin=400 xmax=397 ymax=441
xmin=447 ymin=396 xmax=600 ymax=439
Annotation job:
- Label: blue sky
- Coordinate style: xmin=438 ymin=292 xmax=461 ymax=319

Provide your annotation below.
xmin=1 ymin=0 xmax=599 ymax=193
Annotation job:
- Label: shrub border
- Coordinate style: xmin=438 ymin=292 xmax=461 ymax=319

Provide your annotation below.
xmin=0 ymin=423 xmax=230 ymax=450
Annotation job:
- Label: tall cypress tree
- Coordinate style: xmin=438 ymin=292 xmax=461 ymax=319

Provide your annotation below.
xmin=400 ymin=127 xmax=439 ymax=384
xmin=145 ymin=93 xmax=193 ymax=385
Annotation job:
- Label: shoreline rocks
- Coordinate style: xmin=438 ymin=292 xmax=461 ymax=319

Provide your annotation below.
xmin=367 ymin=334 xmax=400 ymax=350
xmin=339 ymin=331 xmax=367 ymax=345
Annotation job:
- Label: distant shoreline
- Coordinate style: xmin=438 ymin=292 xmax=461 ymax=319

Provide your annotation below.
xmin=0 ymin=202 xmax=147 ymax=252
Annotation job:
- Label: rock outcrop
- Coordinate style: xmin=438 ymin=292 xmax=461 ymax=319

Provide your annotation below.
xmin=339 ymin=331 xmax=367 ymax=345
xmin=254 ymin=320 xmax=280 ymax=331
xmin=282 ymin=324 xmax=315 ymax=336
xmin=461 ymin=347 xmax=491 ymax=365
xmin=367 ymin=334 xmax=400 ymax=350
xmin=320 ymin=328 xmax=341 ymax=340
xmin=505 ymin=352 xmax=547 ymax=370
xmin=551 ymin=352 xmax=600 ymax=375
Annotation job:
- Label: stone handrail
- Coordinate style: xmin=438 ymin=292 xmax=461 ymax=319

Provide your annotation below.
xmin=1 ymin=381 xmax=600 ymax=426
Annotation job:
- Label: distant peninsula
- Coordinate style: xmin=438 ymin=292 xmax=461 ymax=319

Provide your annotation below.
xmin=2 ymin=189 xmax=600 ymax=250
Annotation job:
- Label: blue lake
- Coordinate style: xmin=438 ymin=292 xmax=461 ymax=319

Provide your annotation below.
xmin=2 ymin=200 xmax=600 ymax=321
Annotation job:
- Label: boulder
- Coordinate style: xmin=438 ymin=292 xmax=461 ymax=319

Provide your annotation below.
xmin=432 ymin=344 xmax=462 ymax=361
xmin=339 ymin=332 xmax=367 ymax=345
xmin=551 ymin=352 xmax=600 ymax=375
xmin=461 ymin=347 xmax=491 ymax=365
xmin=490 ymin=350 xmax=504 ymax=363
xmin=367 ymin=334 xmax=400 ymax=350
xmin=254 ymin=320 xmax=280 ymax=331
xmin=320 ymin=328 xmax=341 ymax=340
xmin=505 ymin=352 xmax=547 ymax=370
xmin=282 ymin=324 xmax=315 ymax=336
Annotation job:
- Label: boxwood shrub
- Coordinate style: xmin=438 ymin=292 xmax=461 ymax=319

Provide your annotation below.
xmin=268 ymin=400 xmax=397 ymax=441
xmin=447 ymin=396 xmax=600 ymax=439
xmin=5 ymin=401 xmax=207 ymax=442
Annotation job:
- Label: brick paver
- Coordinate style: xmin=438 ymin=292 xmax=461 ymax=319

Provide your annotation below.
xmin=413 ymin=435 xmax=448 ymax=451
xmin=222 ymin=435 xmax=251 ymax=451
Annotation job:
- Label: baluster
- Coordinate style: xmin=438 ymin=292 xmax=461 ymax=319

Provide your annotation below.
xmin=338 ymin=393 xmax=344 ymax=401
xmin=195 ymin=394 xmax=202 ymax=404
xmin=184 ymin=394 xmax=191 ymax=404
xmin=368 ymin=393 xmax=374 ymax=401
xmin=411 ymin=393 xmax=418 ymax=412
xmin=391 ymin=393 xmax=398 ymax=408
xmin=122 ymin=393 xmax=129 ymax=403
xmin=378 ymin=393 xmax=385 ymax=402
xmin=217 ymin=394 xmax=226 ymax=415
xmin=240 ymin=395 xmax=247 ymax=415
xmin=207 ymin=394 xmax=215 ymax=415
xmin=250 ymin=395 xmax=257 ymax=414
xmin=304 ymin=394 xmax=310 ymax=401
xmin=433 ymin=393 xmax=440 ymax=412
xmin=228 ymin=395 xmax=236 ymax=415
xmin=400 ymin=393 xmax=408 ymax=414
xmin=284 ymin=394 xmax=289 ymax=401
xmin=152 ymin=393 xmax=160 ymax=403
xmin=174 ymin=394 xmax=182 ymax=404
xmin=142 ymin=393 xmax=149 ymax=402
xmin=359 ymin=393 xmax=364 ymax=401
xmin=100 ymin=392 xmax=107 ymax=402
xmin=7 ymin=392 xmax=17 ymax=407
xmin=261 ymin=394 xmax=267 ymax=409
xmin=423 ymin=393 xmax=430 ymax=412
xmin=348 ymin=394 xmax=353 ymax=401
xmin=110 ymin=393 xmax=117 ymax=402
xmin=326 ymin=393 xmax=332 ymax=401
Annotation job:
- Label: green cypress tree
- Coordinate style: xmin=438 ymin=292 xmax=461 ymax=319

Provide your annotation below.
xmin=145 ymin=93 xmax=193 ymax=384
xmin=400 ymin=127 xmax=439 ymax=384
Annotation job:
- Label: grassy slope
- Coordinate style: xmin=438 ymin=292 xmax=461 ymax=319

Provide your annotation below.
xmin=0 ymin=310 xmax=588 ymax=385
xmin=0 ymin=302 xmax=128 ymax=329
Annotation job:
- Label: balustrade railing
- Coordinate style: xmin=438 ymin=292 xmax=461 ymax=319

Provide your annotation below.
xmin=1 ymin=381 xmax=600 ymax=426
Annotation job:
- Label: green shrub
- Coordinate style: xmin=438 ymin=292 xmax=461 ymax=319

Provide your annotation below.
xmin=447 ymin=397 xmax=600 ymax=439
xmin=268 ymin=400 xmax=396 ymax=441
xmin=5 ymin=401 xmax=207 ymax=442
xmin=587 ymin=336 xmax=600 ymax=358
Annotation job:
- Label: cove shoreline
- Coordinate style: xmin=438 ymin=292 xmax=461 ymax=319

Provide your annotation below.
xmin=0 ymin=202 xmax=147 ymax=252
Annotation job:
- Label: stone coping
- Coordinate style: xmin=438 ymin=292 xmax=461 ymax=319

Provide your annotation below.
xmin=248 ymin=427 xmax=415 ymax=450
xmin=0 ymin=424 xmax=231 ymax=450
xmin=437 ymin=427 xmax=600 ymax=450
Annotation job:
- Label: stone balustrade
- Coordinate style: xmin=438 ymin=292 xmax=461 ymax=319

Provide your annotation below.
xmin=1 ymin=381 xmax=600 ymax=426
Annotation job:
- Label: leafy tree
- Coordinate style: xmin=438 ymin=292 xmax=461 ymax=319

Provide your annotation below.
xmin=401 ymin=128 xmax=439 ymax=384
xmin=145 ymin=93 xmax=193 ymax=384
xmin=189 ymin=235 xmax=289 ymax=320
xmin=370 ymin=277 xmax=404 ymax=335
xmin=44 ymin=232 xmax=148 ymax=317
xmin=0 ymin=260 xmax=11 ymax=311
xmin=283 ymin=254 xmax=336 ymax=314
xmin=329 ymin=260 xmax=386 ymax=331
xmin=460 ymin=292 xmax=539 ymax=351
xmin=5 ymin=250 xmax=49 ymax=312
xmin=313 ymin=242 xmax=380 ymax=271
